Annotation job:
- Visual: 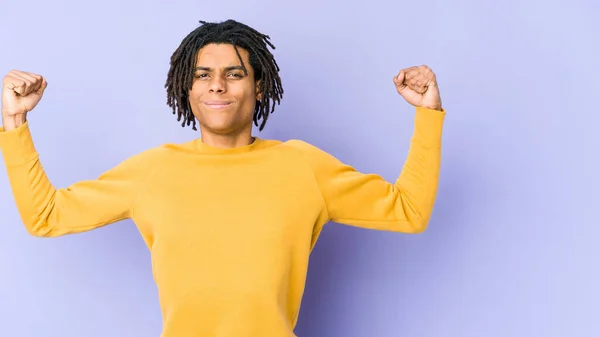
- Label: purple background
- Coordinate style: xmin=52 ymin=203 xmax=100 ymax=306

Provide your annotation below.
xmin=0 ymin=0 xmax=598 ymax=336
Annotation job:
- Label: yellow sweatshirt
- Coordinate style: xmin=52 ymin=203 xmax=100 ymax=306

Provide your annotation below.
xmin=0 ymin=106 xmax=445 ymax=336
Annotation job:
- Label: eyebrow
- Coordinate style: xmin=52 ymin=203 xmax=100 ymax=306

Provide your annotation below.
xmin=195 ymin=66 xmax=246 ymax=72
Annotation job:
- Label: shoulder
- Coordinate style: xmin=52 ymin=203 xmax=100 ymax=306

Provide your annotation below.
xmin=109 ymin=144 xmax=172 ymax=175
xmin=280 ymin=139 xmax=343 ymax=168
xmin=281 ymin=139 xmax=325 ymax=154
xmin=128 ymin=139 xmax=198 ymax=161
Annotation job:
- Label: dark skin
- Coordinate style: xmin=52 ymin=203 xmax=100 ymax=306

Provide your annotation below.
xmin=188 ymin=43 xmax=262 ymax=148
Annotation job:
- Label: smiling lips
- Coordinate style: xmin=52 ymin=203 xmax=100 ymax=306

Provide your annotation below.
xmin=204 ymin=101 xmax=232 ymax=109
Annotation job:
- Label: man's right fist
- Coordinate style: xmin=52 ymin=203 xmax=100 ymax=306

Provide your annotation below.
xmin=2 ymin=70 xmax=48 ymax=117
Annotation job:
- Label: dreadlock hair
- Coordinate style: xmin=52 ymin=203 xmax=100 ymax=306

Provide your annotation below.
xmin=165 ymin=19 xmax=284 ymax=132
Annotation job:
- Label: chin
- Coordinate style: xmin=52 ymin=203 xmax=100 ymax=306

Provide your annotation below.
xmin=203 ymin=123 xmax=236 ymax=134
xmin=200 ymin=119 xmax=246 ymax=135
xmin=195 ymin=108 xmax=253 ymax=134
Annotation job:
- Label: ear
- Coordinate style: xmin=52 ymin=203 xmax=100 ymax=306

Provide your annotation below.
xmin=255 ymin=80 xmax=262 ymax=101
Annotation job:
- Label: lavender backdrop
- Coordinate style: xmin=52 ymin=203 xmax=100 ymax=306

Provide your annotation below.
xmin=0 ymin=0 xmax=598 ymax=336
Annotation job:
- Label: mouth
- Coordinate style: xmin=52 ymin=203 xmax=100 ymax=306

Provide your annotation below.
xmin=203 ymin=101 xmax=233 ymax=109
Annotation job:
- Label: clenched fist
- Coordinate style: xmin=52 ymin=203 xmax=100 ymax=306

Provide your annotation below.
xmin=2 ymin=70 xmax=48 ymax=130
xmin=394 ymin=65 xmax=442 ymax=111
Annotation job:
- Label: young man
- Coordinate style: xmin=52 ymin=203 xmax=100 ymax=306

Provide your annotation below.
xmin=0 ymin=20 xmax=445 ymax=337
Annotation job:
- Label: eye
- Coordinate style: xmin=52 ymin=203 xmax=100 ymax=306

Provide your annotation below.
xmin=227 ymin=73 xmax=243 ymax=78
xmin=195 ymin=73 xmax=208 ymax=79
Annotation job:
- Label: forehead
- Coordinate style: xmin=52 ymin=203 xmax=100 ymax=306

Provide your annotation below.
xmin=195 ymin=43 xmax=250 ymax=67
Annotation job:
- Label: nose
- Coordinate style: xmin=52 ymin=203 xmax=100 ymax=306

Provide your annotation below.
xmin=208 ymin=76 xmax=226 ymax=93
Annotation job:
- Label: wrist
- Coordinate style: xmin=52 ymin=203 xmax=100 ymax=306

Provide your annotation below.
xmin=2 ymin=113 xmax=27 ymax=131
xmin=422 ymin=103 xmax=442 ymax=111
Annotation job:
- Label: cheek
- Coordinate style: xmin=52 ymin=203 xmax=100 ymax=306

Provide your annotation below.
xmin=188 ymin=84 xmax=203 ymax=102
xmin=188 ymin=86 xmax=207 ymax=114
xmin=241 ymin=98 xmax=257 ymax=119
xmin=242 ymin=87 xmax=258 ymax=106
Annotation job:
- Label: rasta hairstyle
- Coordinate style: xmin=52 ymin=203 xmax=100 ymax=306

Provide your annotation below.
xmin=165 ymin=19 xmax=284 ymax=131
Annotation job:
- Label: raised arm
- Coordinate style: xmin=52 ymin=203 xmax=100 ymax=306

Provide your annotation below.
xmin=290 ymin=65 xmax=445 ymax=234
xmin=0 ymin=70 xmax=149 ymax=237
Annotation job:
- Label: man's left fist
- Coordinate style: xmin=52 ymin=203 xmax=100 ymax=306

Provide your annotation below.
xmin=394 ymin=65 xmax=442 ymax=111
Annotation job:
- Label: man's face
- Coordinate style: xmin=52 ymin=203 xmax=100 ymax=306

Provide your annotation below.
xmin=188 ymin=43 xmax=260 ymax=136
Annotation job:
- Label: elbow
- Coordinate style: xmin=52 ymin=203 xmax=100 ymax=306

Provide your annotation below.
xmin=24 ymin=223 xmax=75 ymax=238
xmin=24 ymin=224 xmax=53 ymax=237
xmin=405 ymin=203 xmax=434 ymax=234
xmin=406 ymin=195 xmax=438 ymax=234
xmin=408 ymin=216 xmax=430 ymax=234
xmin=21 ymin=217 xmax=55 ymax=238
xmin=396 ymin=186 xmax=437 ymax=234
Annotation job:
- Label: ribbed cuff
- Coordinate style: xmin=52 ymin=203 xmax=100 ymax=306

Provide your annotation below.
xmin=0 ymin=121 xmax=39 ymax=166
xmin=413 ymin=107 xmax=445 ymax=147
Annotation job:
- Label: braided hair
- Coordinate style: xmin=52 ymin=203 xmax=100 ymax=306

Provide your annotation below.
xmin=165 ymin=19 xmax=283 ymax=131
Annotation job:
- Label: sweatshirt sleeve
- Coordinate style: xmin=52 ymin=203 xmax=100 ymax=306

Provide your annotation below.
xmin=0 ymin=121 xmax=149 ymax=237
xmin=289 ymin=107 xmax=445 ymax=234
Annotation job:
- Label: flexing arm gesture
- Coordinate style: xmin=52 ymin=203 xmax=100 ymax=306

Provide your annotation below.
xmin=289 ymin=64 xmax=446 ymax=234
xmin=0 ymin=69 xmax=148 ymax=237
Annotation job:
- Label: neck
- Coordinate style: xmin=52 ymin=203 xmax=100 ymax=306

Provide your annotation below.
xmin=199 ymin=128 xmax=255 ymax=149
